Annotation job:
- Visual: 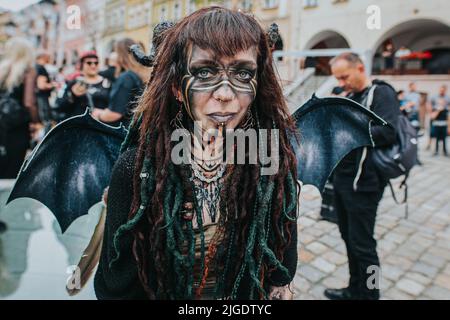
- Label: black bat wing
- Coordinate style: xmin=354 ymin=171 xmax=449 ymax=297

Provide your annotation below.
xmin=290 ymin=94 xmax=387 ymax=193
xmin=7 ymin=109 xmax=127 ymax=233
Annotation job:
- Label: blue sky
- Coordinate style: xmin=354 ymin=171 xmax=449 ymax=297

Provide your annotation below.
xmin=0 ymin=0 xmax=40 ymax=12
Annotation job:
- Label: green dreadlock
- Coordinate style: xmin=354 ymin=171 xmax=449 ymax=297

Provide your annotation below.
xmin=109 ymin=111 xmax=298 ymax=300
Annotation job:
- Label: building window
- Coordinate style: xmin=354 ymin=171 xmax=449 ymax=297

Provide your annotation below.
xmin=160 ymin=6 xmax=167 ymax=22
xmin=188 ymin=0 xmax=196 ymax=14
xmin=263 ymin=0 xmax=279 ymax=9
xmin=145 ymin=2 xmax=152 ymax=24
xmin=174 ymin=2 xmax=182 ymax=20
xmin=240 ymin=0 xmax=252 ymax=11
xmin=303 ymin=0 xmax=318 ymax=8
xmin=128 ymin=7 xmax=136 ymax=29
xmin=137 ymin=4 xmax=146 ymax=27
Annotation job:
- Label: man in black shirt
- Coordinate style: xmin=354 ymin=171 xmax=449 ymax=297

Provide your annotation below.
xmin=324 ymin=53 xmax=399 ymax=300
xmin=35 ymin=51 xmax=55 ymax=123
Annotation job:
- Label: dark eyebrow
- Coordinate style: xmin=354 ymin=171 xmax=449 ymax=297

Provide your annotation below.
xmin=229 ymin=60 xmax=258 ymax=69
xmin=190 ymin=59 xmax=257 ymax=69
xmin=189 ymin=59 xmax=220 ymax=68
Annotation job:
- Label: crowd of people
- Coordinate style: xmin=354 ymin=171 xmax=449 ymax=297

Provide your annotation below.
xmin=0 ymin=36 xmax=148 ymax=234
xmin=380 ymin=39 xmax=431 ymax=73
xmin=0 ymin=36 xmax=148 ymax=181
xmin=397 ymin=82 xmax=449 ymax=156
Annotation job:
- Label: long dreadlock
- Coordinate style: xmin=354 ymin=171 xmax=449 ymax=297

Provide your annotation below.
xmin=111 ymin=7 xmax=300 ymax=300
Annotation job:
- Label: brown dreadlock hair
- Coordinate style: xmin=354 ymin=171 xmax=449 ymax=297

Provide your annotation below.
xmin=113 ymin=6 xmax=300 ymax=300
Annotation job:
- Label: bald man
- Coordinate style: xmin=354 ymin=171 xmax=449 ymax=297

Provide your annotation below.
xmin=325 ymin=53 xmax=399 ymax=300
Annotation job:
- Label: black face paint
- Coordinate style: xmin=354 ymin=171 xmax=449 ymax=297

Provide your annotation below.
xmin=181 ymin=47 xmax=258 ymax=121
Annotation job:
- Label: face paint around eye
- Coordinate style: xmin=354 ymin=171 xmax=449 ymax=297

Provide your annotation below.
xmin=179 ymin=45 xmax=258 ymax=130
xmin=231 ymin=68 xmax=256 ymax=83
xmin=188 ymin=67 xmax=257 ymax=97
xmin=192 ymin=67 xmax=217 ymax=80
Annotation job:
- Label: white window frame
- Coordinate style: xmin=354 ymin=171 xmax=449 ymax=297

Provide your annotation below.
xmin=263 ymin=0 xmax=279 ymax=9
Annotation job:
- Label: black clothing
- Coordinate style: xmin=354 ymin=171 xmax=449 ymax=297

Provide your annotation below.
xmin=334 ymin=186 xmax=383 ymax=300
xmin=0 ymin=82 xmax=31 ymax=179
xmin=331 ymin=80 xmax=398 ymax=300
xmin=434 ymin=126 xmax=447 ymax=155
xmin=324 ymin=287 xmax=357 ymax=300
xmin=94 ymin=148 xmax=298 ymax=300
xmin=108 ymin=71 xmax=143 ymax=127
xmin=36 ymin=64 xmax=53 ymax=122
xmin=0 ymin=220 xmax=6 ymax=233
xmin=384 ymin=56 xmax=394 ymax=69
xmin=36 ymin=64 xmax=52 ymax=98
xmin=320 ymin=177 xmax=337 ymax=224
xmin=431 ymin=101 xmax=448 ymax=155
xmin=99 ymin=66 xmax=117 ymax=84
xmin=56 ymin=78 xmax=111 ymax=119
xmin=433 ymin=107 xmax=448 ymax=122
xmin=334 ymin=81 xmax=399 ymax=192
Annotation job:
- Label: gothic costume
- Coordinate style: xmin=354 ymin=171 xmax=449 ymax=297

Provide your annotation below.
xmin=8 ymin=7 xmax=387 ymax=300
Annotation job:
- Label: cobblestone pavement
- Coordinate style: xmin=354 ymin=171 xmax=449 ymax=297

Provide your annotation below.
xmin=293 ymin=141 xmax=450 ymax=300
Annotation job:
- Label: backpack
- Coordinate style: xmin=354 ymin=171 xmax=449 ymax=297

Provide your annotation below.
xmin=364 ymin=81 xmax=418 ymax=218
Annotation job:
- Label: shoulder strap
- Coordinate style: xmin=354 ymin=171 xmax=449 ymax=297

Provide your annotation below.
xmin=387 ymin=174 xmax=409 ymax=219
xmin=352 ymin=84 xmax=377 ymax=191
xmin=365 ymin=84 xmax=377 ymax=110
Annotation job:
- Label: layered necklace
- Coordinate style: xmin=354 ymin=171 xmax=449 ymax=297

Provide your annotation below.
xmin=176 ymin=108 xmax=254 ymax=225
xmin=190 ymin=126 xmax=227 ymax=224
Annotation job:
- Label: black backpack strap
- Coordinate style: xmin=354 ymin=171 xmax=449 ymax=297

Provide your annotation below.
xmin=387 ymin=173 xmax=409 ymax=219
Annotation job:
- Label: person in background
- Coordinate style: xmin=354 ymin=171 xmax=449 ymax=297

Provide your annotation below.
xmin=381 ymin=40 xmax=395 ymax=70
xmin=404 ymin=82 xmax=421 ymax=129
xmin=427 ymin=85 xmax=450 ymax=150
xmin=35 ymin=50 xmax=56 ymax=126
xmin=99 ymin=51 xmax=119 ymax=84
xmin=92 ymin=38 xmax=148 ymax=127
xmin=397 ymin=89 xmax=413 ymax=116
xmin=0 ymin=37 xmax=39 ymax=179
xmin=397 ymin=90 xmax=406 ymax=113
xmin=66 ymin=62 xmax=82 ymax=82
xmin=395 ymin=46 xmax=411 ymax=72
xmin=430 ymin=87 xmax=449 ymax=156
xmin=327 ymin=52 xmax=399 ymax=300
xmin=55 ymin=66 xmax=67 ymax=90
xmin=55 ymin=51 xmax=111 ymax=120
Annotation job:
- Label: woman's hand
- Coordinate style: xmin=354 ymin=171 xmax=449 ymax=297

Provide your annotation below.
xmin=268 ymin=284 xmax=294 ymax=300
xmin=91 ymin=108 xmax=103 ymax=120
